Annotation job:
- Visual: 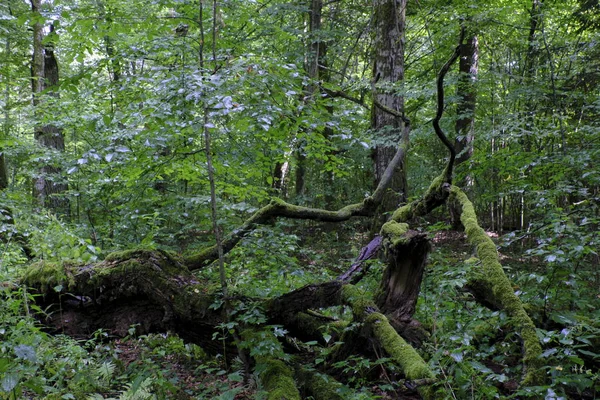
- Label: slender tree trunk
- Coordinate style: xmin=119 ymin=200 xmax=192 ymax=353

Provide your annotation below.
xmin=454 ymin=35 xmax=478 ymax=168
xmin=450 ymin=34 xmax=478 ymax=228
xmin=31 ymin=1 xmax=68 ymax=212
xmin=294 ymin=0 xmax=330 ymax=199
xmin=372 ymin=0 xmax=407 ymax=221
xmin=1 ymin=37 xmax=10 ymax=191
xmin=522 ymin=0 xmax=543 ymax=153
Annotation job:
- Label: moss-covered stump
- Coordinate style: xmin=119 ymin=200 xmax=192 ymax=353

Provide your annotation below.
xmin=376 ymin=222 xmax=430 ymax=344
xmin=449 ymin=186 xmax=544 ymax=386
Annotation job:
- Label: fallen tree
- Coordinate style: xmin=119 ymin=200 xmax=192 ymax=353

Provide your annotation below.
xmin=19 ymin=30 xmax=543 ymax=399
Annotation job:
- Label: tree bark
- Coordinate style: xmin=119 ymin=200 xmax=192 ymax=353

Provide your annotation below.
xmin=376 ymin=222 xmax=430 ymax=344
xmin=454 ymin=35 xmax=478 ymax=167
xmin=450 ymin=33 xmax=478 ymax=228
xmin=30 ymin=2 xmax=68 ymax=212
xmin=372 ymin=0 xmax=407 ymax=220
xmin=294 ymin=0 xmax=331 ymax=199
xmin=1 ymin=37 xmax=10 ymax=191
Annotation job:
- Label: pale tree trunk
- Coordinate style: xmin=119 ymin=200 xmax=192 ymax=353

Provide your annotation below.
xmin=1 ymin=37 xmax=10 ymax=191
xmin=372 ymin=0 xmax=407 ymax=222
xmin=450 ymin=34 xmax=478 ymax=228
xmin=31 ymin=0 xmax=68 ymax=213
xmin=454 ymin=35 xmax=478 ymax=168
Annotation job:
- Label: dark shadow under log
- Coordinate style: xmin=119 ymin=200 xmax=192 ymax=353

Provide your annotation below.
xmin=20 ymin=249 xmax=225 ymax=353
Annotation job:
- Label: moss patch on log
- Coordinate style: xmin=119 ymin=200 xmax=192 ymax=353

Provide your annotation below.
xmin=391 ymin=171 xmax=450 ymax=223
xmin=242 ymin=329 xmax=300 ymax=400
xmin=380 ymin=221 xmax=409 ymax=247
xmin=339 ymin=284 xmax=435 ymax=396
xmin=20 ymin=260 xmax=76 ymax=293
xmin=296 ymin=367 xmax=346 ymax=400
xmin=367 ymin=312 xmax=434 ymax=399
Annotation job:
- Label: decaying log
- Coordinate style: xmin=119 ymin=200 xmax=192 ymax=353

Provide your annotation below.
xmin=20 ymin=249 xmax=225 ymax=352
xmin=449 ymin=186 xmax=543 ymax=386
xmin=376 ymin=221 xmax=431 ymax=345
xmin=21 ymin=223 xmax=437 ymax=397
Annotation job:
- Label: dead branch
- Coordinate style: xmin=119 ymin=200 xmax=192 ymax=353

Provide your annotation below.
xmin=433 ymin=26 xmax=465 ymax=183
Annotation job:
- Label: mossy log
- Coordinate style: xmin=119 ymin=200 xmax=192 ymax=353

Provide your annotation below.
xmin=449 ymin=186 xmax=544 ymax=386
xmin=20 ymin=249 xmax=226 ymax=352
xmin=295 ymin=366 xmax=347 ymax=400
xmin=21 ymin=226 xmax=435 ymax=399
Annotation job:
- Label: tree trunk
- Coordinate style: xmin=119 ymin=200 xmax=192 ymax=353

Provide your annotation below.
xmin=450 ymin=34 xmax=478 ymax=228
xmin=454 ymin=35 xmax=478 ymax=168
xmin=376 ymin=222 xmax=430 ymax=344
xmin=294 ymin=0 xmax=335 ymax=204
xmin=372 ymin=0 xmax=407 ymax=222
xmin=30 ymin=2 xmax=68 ymax=212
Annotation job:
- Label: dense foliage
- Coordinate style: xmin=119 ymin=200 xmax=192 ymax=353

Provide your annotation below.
xmin=1 ymin=0 xmax=599 ymax=398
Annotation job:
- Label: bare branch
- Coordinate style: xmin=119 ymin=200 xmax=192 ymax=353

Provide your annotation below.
xmin=433 ymin=26 xmax=465 ymax=183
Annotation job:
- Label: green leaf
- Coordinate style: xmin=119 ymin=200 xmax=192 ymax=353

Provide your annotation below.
xmin=1 ymin=373 xmax=19 ymax=392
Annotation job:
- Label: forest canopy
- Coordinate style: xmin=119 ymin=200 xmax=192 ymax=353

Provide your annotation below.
xmin=1 ymin=0 xmax=599 ymax=399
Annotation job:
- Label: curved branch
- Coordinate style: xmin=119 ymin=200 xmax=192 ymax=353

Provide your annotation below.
xmin=433 ymin=26 xmax=465 ymax=183
xmin=184 ymin=137 xmax=409 ymax=270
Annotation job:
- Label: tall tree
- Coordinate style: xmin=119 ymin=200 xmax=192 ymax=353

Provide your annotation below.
xmin=371 ymin=0 xmax=407 ymax=219
xmin=1 ymin=36 xmax=10 ymax=191
xmin=450 ymin=32 xmax=478 ymax=228
xmin=454 ymin=34 xmax=478 ymax=169
xmin=294 ymin=0 xmax=330 ymax=198
xmin=30 ymin=0 xmax=67 ymax=212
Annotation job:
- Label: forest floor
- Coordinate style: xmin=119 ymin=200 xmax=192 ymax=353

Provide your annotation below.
xmin=76 ymin=229 xmax=491 ymax=400
xmin=6 ymin=226 xmax=598 ymax=399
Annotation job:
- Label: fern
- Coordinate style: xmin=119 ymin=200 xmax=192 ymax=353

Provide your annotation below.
xmin=96 ymin=360 xmax=116 ymax=384
xmin=119 ymin=376 xmax=155 ymax=400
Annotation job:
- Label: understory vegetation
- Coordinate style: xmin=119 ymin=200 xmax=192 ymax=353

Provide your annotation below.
xmin=1 ymin=0 xmax=600 ymax=398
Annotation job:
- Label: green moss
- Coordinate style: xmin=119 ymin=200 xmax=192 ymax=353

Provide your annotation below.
xmin=340 ymin=285 xmax=373 ymax=318
xmin=391 ymin=204 xmax=412 ymax=222
xmin=450 ymin=186 xmax=543 ymax=386
xmin=240 ymin=329 xmax=300 ymax=399
xmin=367 ymin=312 xmax=434 ymax=399
xmin=296 ymin=367 xmax=345 ymax=400
xmin=183 ymin=245 xmax=217 ymax=268
xmin=380 ymin=221 xmax=409 ymax=247
xmin=367 ymin=313 xmax=432 ymax=379
xmin=260 ymin=359 xmax=301 ymax=400
xmin=20 ymin=261 xmax=75 ymax=293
